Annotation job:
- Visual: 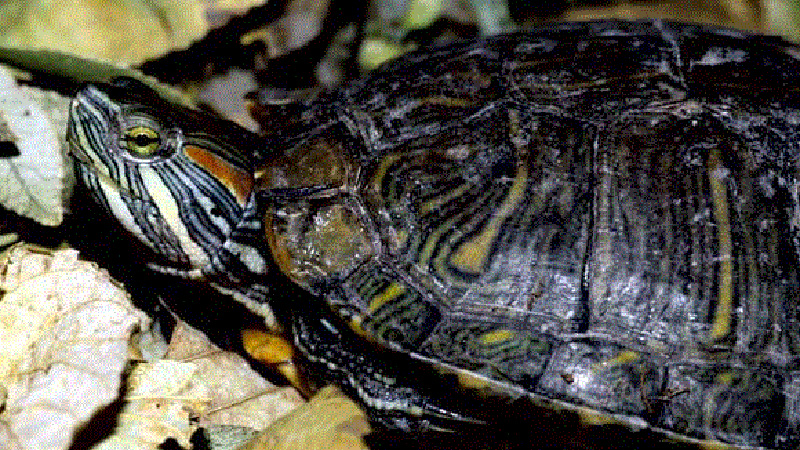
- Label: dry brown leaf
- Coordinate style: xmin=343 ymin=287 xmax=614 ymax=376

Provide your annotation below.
xmin=0 ymin=244 xmax=149 ymax=450
xmin=166 ymin=322 xmax=305 ymax=431
xmin=89 ymin=321 xmax=303 ymax=449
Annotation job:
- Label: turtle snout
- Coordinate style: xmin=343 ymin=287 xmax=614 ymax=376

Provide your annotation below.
xmin=67 ymin=85 xmax=120 ymax=166
xmin=66 ymin=97 xmax=92 ymax=165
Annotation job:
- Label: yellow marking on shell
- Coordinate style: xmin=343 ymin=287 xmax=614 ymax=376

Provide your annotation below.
xmin=370 ymin=153 xmax=401 ymax=196
xmin=418 ymin=212 xmax=460 ymax=269
xmin=407 ymin=405 xmax=425 ymax=416
xmin=413 ymin=176 xmax=479 ymax=269
xmin=708 ymin=147 xmax=734 ymax=341
xmin=578 ymin=409 xmax=614 ymax=426
xmin=715 ymin=371 xmax=734 ymax=386
xmin=349 ymin=316 xmax=370 ymax=338
xmin=140 ymin=167 xmax=209 ymax=268
xmin=367 ymin=154 xmax=410 ymax=253
xmin=449 ymin=114 xmax=528 ymax=274
xmin=593 ymin=350 xmax=639 ymax=371
xmin=368 ymin=283 xmax=406 ymax=312
xmin=415 ymin=96 xmax=474 ymax=107
xmin=699 ymin=441 xmax=739 ymax=450
xmin=449 ymin=226 xmax=497 ymax=274
xmin=185 ymin=144 xmax=253 ymax=206
xmin=479 ymin=329 xmax=515 ymax=345
xmin=394 ymin=230 xmax=409 ymax=250
xmin=457 ymin=371 xmax=490 ymax=390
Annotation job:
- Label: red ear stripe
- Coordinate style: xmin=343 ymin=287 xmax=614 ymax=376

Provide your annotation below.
xmin=184 ymin=144 xmax=254 ymax=206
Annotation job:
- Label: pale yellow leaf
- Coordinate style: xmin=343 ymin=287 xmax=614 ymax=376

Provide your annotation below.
xmin=0 ymin=244 xmax=149 ymax=450
xmin=92 ymin=321 xmax=305 ymax=449
xmin=97 ymin=360 xmax=209 ymax=449
xmin=243 ymin=386 xmax=371 ymax=450
xmin=166 ymin=322 xmax=305 ymax=431
xmin=0 ymin=66 xmax=71 ymax=226
xmin=0 ymin=0 xmax=208 ymax=65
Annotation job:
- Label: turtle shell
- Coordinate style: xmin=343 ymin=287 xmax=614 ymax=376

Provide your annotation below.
xmin=257 ymin=20 xmax=800 ymax=448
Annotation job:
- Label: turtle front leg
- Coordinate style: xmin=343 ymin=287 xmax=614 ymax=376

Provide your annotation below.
xmin=285 ymin=292 xmax=487 ymax=431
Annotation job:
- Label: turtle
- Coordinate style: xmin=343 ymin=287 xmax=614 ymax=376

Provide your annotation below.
xmin=65 ymin=19 xmax=800 ymax=449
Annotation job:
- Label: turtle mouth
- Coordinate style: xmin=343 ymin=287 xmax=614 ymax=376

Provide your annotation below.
xmin=71 ymin=150 xmax=152 ymax=207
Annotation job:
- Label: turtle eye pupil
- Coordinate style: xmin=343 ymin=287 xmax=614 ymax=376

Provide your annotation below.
xmin=121 ymin=125 xmax=161 ymax=157
xmin=135 ymin=133 xmax=156 ymax=146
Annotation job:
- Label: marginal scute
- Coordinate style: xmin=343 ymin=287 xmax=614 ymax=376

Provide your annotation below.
xmin=537 ymin=341 xmax=662 ymax=416
xmin=659 ymin=365 xmax=784 ymax=446
xmin=335 ymin=262 xmax=441 ymax=350
xmin=456 ymin=370 xmax=490 ymax=390
xmin=506 ymin=33 xmax=684 ymax=111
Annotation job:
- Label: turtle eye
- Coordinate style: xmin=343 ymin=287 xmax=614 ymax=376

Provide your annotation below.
xmin=121 ymin=126 xmax=161 ymax=157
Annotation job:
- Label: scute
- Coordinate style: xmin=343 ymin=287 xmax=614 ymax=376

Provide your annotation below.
xmin=260 ymin=20 xmax=800 ymax=448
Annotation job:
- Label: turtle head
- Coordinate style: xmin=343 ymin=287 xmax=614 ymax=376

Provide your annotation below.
xmin=67 ymin=77 xmax=268 ymax=281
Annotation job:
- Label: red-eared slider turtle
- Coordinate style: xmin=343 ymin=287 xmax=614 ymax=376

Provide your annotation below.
xmin=66 ymin=19 xmax=800 ymax=449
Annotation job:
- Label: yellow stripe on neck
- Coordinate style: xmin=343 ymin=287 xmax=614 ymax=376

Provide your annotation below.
xmin=140 ymin=167 xmax=209 ymax=268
